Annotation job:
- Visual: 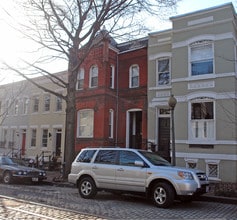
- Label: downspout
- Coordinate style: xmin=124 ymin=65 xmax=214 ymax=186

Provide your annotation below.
xmin=115 ymin=53 xmax=119 ymax=145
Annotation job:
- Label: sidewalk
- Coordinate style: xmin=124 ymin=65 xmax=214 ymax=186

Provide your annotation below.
xmin=44 ymin=170 xmax=237 ymax=205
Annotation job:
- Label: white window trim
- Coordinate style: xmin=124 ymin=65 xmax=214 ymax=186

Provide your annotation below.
xmin=89 ymin=65 xmax=98 ymax=88
xmin=76 ymin=68 xmax=85 ymax=90
xmin=129 ymin=64 xmax=139 ymax=88
xmin=109 ymin=109 xmax=114 ymax=138
xmin=205 ymin=159 xmax=221 ymax=181
xmin=156 ymin=57 xmax=171 ymax=86
xmin=188 ymin=40 xmax=215 ymax=78
xmin=77 ymin=109 xmax=94 ymax=138
xmin=110 ymin=65 xmax=115 ymax=89
xmin=188 ymin=97 xmax=216 ymax=143
xmin=184 ymin=158 xmax=198 ymax=169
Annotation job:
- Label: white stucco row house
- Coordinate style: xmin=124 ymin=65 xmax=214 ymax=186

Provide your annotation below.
xmin=148 ymin=3 xmax=237 ymax=183
xmin=0 ymin=72 xmax=67 ymax=163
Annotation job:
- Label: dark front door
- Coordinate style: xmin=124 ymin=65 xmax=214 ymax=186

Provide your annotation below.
xmin=55 ymin=129 xmax=62 ymax=156
xmin=158 ymin=118 xmax=171 ymax=162
xmin=129 ymin=111 xmax=142 ymax=149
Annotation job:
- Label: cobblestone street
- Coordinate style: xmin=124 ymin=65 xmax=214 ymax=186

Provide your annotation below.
xmin=0 ymin=183 xmax=236 ymax=219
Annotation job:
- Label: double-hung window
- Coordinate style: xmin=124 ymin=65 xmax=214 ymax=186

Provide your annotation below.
xmin=157 ymin=58 xmax=170 ymax=85
xmin=109 ymin=109 xmax=114 ymax=138
xmin=44 ymin=94 xmax=50 ymax=112
xmin=76 ymin=68 xmax=84 ymax=90
xmin=89 ymin=65 xmax=98 ymax=88
xmin=110 ymin=65 xmax=115 ymax=89
xmin=33 ymin=96 xmax=39 ymax=113
xmin=31 ymin=129 xmax=37 ymax=147
xmin=129 ymin=65 xmax=139 ymax=88
xmin=77 ymin=109 xmax=94 ymax=138
xmin=42 ymin=129 xmax=48 ymax=147
xmin=190 ymin=40 xmax=213 ymax=76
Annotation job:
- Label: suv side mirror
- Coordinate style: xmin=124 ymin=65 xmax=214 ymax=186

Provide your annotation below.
xmin=134 ymin=160 xmax=144 ymax=167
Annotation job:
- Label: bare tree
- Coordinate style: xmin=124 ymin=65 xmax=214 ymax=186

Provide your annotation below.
xmin=2 ymin=0 xmax=179 ymax=177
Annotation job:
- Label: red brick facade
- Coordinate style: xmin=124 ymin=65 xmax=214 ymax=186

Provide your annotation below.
xmin=75 ymin=36 xmax=148 ymax=152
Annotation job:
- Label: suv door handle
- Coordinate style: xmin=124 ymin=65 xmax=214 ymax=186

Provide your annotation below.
xmin=92 ymin=166 xmax=98 ymax=170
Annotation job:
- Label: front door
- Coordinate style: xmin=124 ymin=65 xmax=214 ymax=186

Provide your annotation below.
xmin=129 ymin=111 xmax=142 ymax=149
xmin=55 ymin=129 xmax=62 ymax=156
xmin=158 ymin=118 xmax=171 ymax=162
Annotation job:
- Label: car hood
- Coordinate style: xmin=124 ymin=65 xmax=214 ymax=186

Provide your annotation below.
xmin=152 ymin=165 xmax=206 ymax=174
xmin=1 ymin=164 xmax=44 ymax=172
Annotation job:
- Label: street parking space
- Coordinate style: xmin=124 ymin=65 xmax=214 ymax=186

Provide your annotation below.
xmin=0 ymin=183 xmax=236 ymax=219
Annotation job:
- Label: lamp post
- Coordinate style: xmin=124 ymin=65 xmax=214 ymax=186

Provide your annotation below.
xmin=168 ymin=94 xmax=177 ymax=166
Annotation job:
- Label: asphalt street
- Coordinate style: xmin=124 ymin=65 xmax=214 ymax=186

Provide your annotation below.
xmin=0 ymin=182 xmax=236 ymax=220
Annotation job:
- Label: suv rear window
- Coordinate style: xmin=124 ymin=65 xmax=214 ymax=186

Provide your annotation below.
xmin=76 ymin=150 xmax=96 ymax=163
xmin=94 ymin=150 xmax=117 ymax=164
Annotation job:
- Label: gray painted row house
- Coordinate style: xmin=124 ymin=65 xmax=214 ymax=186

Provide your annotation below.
xmin=148 ymin=3 xmax=237 ymax=183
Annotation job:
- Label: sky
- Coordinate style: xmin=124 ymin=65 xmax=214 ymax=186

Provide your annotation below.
xmin=0 ymin=0 xmax=236 ymax=84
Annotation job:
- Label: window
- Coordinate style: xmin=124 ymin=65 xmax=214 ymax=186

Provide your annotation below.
xmin=42 ymin=129 xmax=48 ymax=147
xmin=119 ymin=151 xmax=143 ymax=166
xmin=76 ymin=150 xmax=96 ymax=163
xmin=89 ymin=65 xmax=98 ymax=88
xmin=109 ymin=109 xmax=114 ymax=138
xmin=14 ymin=100 xmax=19 ymax=115
xmin=77 ymin=109 xmax=94 ymax=138
xmin=44 ymin=94 xmax=50 ymax=112
xmin=94 ymin=150 xmax=117 ymax=164
xmin=129 ymin=65 xmax=139 ymax=88
xmin=185 ymin=159 xmax=198 ymax=169
xmin=157 ymin=58 xmax=170 ymax=85
xmin=110 ymin=65 xmax=115 ymax=89
xmin=33 ymin=96 xmax=39 ymax=113
xmin=76 ymin=68 xmax=84 ymax=90
xmin=206 ymin=160 xmax=220 ymax=180
xmin=31 ymin=129 xmax=37 ymax=147
xmin=56 ymin=96 xmax=62 ymax=111
xmin=190 ymin=40 xmax=213 ymax=76
xmin=190 ymin=100 xmax=214 ymax=140
xmin=23 ymin=98 xmax=29 ymax=114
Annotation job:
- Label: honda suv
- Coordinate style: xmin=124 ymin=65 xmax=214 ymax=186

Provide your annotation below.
xmin=68 ymin=148 xmax=209 ymax=208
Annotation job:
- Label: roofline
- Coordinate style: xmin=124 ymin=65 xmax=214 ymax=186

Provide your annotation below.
xmin=170 ymin=2 xmax=235 ymax=21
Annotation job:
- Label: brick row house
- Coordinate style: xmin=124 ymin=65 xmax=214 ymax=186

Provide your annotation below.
xmin=75 ymin=32 xmax=148 ymax=152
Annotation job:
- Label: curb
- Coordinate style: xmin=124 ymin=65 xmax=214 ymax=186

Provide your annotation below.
xmin=198 ymin=195 xmax=237 ymax=205
xmin=44 ymin=180 xmax=237 ymax=204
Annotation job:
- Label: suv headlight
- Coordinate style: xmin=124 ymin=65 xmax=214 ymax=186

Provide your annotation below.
xmin=178 ymin=171 xmax=194 ymax=180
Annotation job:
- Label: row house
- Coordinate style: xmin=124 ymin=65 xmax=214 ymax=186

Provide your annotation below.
xmin=0 ymin=72 xmax=66 ymax=162
xmin=75 ymin=31 xmax=148 ymax=152
xmin=148 ymin=3 xmax=237 ymax=183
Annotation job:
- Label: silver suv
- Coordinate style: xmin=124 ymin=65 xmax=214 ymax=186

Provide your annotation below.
xmin=68 ymin=148 xmax=209 ymax=208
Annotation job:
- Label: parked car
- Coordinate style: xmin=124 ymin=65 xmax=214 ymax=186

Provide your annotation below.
xmin=0 ymin=156 xmax=47 ymax=184
xmin=68 ymin=148 xmax=209 ymax=208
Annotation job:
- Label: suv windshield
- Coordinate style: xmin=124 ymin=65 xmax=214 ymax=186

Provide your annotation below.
xmin=139 ymin=151 xmax=171 ymax=166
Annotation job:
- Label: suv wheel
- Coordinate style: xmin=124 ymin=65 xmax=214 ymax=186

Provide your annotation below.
xmin=78 ymin=177 xmax=97 ymax=199
xmin=152 ymin=182 xmax=174 ymax=208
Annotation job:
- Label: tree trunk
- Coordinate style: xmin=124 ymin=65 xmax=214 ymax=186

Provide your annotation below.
xmin=63 ymin=48 xmax=78 ymax=179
